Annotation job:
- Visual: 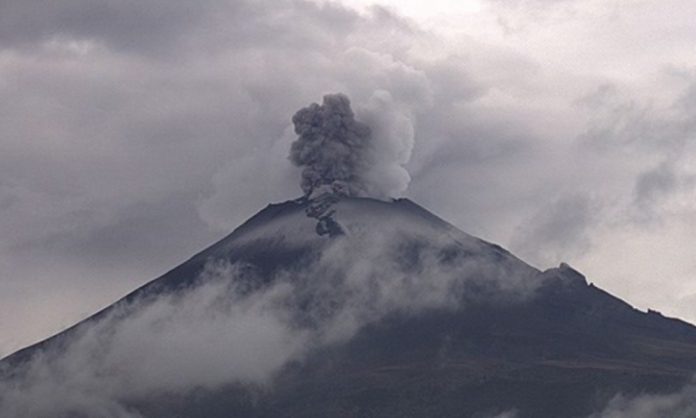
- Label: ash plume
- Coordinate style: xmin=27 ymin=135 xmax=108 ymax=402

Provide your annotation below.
xmin=289 ymin=92 xmax=414 ymax=199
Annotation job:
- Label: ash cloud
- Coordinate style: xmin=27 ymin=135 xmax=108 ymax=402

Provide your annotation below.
xmin=289 ymin=91 xmax=414 ymax=199
xmin=290 ymin=93 xmax=372 ymax=196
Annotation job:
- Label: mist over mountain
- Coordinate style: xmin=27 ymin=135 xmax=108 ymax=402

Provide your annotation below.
xmin=2 ymin=94 xmax=696 ymax=417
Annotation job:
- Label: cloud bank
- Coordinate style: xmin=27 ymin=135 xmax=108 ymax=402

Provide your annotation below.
xmin=588 ymin=381 xmax=696 ymax=418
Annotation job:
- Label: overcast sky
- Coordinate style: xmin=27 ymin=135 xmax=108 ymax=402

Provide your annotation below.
xmin=2 ymin=0 xmax=696 ymax=357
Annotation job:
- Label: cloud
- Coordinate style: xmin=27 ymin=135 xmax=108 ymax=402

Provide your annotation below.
xmin=490 ymin=410 xmax=519 ymax=418
xmin=588 ymin=380 xmax=696 ymax=418
xmin=632 ymin=161 xmax=678 ymax=217
xmin=488 ymin=381 xmax=696 ymax=418
xmin=510 ymin=194 xmax=595 ymax=267
xmin=0 ymin=263 xmax=307 ymax=418
xmin=0 ymin=0 xmax=364 ymax=56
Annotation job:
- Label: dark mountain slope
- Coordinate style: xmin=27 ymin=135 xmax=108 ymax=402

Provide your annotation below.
xmin=131 ymin=264 xmax=696 ymax=418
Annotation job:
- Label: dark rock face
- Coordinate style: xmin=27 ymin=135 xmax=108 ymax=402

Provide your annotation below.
xmin=2 ymin=197 xmax=696 ymax=418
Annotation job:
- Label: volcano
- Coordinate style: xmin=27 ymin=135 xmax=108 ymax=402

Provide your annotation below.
xmin=2 ymin=196 xmax=696 ymax=417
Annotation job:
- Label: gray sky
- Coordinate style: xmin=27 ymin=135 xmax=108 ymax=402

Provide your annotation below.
xmin=1 ymin=0 xmax=696 ymax=357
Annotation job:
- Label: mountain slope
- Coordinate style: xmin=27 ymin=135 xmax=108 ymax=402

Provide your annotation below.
xmin=2 ymin=197 xmax=696 ymax=418
xmin=1 ymin=196 xmax=534 ymax=366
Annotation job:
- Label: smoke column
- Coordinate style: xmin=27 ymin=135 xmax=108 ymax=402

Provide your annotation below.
xmin=289 ymin=92 xmax=414 ymax=199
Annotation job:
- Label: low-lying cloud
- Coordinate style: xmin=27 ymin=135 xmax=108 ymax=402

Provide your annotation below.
xmin=587 ymin=380 xmax=696 ymax=418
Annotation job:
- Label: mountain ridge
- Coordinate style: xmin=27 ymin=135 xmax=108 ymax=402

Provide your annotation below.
xmin=1 ymin=197 xmax=533 ymax=365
